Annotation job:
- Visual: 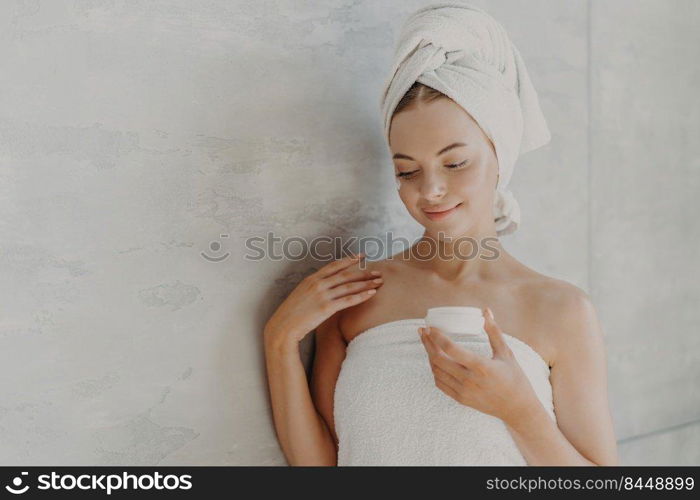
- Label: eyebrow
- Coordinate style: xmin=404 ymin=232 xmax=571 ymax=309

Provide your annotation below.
xmin=392 ymin=142 xmax=468 ymax=161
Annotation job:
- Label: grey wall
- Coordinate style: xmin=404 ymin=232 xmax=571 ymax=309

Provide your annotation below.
xmin=0 ymin=0 xmax=697 ymax=465
xmin=590 ymin=0 xmax=700 ymax=465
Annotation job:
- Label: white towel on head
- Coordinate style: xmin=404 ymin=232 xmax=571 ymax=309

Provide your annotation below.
xmin=380 ymin=2 xmax=551 ymax=237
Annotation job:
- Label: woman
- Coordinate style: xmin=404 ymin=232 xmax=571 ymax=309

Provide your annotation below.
xmin=264 ymin=3 xmax=618 ymax=466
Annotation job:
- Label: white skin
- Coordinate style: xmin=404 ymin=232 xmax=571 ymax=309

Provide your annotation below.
xmin=264 ymin=96 xmax=618 ymax=466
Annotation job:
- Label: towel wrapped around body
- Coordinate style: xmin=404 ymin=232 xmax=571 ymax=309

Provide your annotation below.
xmin=333 ymin=319 xmax=556 ymax=466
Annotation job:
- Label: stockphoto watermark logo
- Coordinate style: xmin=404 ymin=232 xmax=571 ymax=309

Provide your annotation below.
xmin=5 ymin=472 xmax=29 ymax=494
xmin=200 ymin=233 xmax=231 ymax=262
xmin=3 ymin=470 xmax=192 ymax=495
xmin=199 ymin=231 xmax=502 ymax=266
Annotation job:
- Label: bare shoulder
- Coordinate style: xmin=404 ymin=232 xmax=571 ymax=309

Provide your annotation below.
xmin=520 ymin=274 xmax=603 ymax=369
xmin=335 ymin=254 xmax=403 ymax=341
xmin=358 ymin=254 xmax=401 ymax=274
xmin=524 ymin=275 xmax=593 ymax=311
xmin=339 ymin=254 xmax=402 ymax=284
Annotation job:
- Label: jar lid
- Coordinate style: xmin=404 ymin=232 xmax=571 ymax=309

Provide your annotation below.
xmin=426 ymin=306 xmax=483 ymax=317
xmin=425 ymin=306 xmax=485 ymax=335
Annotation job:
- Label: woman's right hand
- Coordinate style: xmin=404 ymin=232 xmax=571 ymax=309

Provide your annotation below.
xmin=264 ymin=252 xmax=383 ymax=346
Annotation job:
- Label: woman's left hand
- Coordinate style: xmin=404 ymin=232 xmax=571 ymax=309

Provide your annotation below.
xmin=419 ymin=307 xmax=540 ymax=426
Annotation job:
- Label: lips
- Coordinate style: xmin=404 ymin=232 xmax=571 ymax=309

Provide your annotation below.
xmin=423 ymin=204 xmax=459 ymax=214
xmin=422 ymin=202 xmax=463 ymax=220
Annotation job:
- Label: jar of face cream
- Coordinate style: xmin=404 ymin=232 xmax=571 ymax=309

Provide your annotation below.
xmin=424 ymin=306 xmax=487 ymax=341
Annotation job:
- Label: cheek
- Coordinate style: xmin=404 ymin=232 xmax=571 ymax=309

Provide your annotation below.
xmin=398 ymin=187 xmax=414 ymax=206
xmin=398 ymin=186 xmax=424 ymax=215
xmin=450 ymin=171 xmax=482 ymax=195
xmin=459 ymin=164 xmax=492 ymax=190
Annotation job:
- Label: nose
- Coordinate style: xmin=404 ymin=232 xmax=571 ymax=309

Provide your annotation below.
xmin=420 ymin=170 xmax=448 ymax=200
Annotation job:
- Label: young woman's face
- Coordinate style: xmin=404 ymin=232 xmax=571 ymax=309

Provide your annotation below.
xmin=389 ymin=97 xmax=499 ymax=238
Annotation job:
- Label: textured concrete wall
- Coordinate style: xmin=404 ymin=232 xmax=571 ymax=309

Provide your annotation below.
xmin=0 ymin=0 xmax=697 ymax=465
xmin=591 ymin=0 xmax=700 ymax=465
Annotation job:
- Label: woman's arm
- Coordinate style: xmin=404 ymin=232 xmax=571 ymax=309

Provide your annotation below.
xmin=505 ymin=288 xmax=619 ymax=466
xmin=309 ymin=311 xmax=348 ymax=452
xmin=264 ymin=320 xmax=338 ymax=466
xmin=262 ymin=253 xmax=382 ymax=465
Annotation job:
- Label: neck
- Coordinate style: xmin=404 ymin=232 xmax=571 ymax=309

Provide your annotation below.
xmin=407 ymin=221 xmax=511 ymax=282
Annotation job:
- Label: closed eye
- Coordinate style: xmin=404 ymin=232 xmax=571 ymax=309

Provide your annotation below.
xmin=446 ymin=160 xmax=469 ymax=169
xmin=396 ymin=160 xmax=469 ymax=178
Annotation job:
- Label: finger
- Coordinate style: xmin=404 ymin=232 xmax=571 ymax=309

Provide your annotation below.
xmin=420 ymin=328 xmax=446 ymax=374
xmin=432 ymin=363 xmax=466 ymax=390
xmin=328 ymin=287 xmax=377 ymax=313
xmin=423 ymin=333 xmax=470 ymax=383
xmin=428 ymin=327 xmax=486 ymax=371
xmin=434 ymin=376 xmax=463 ymax=404
xmin=313 ymin=252 xmax=365 ymax=279
xmin=327 ymin=277 xmax=383 ymax=299
xmin=419 ymin=327 xmax=438 ymax=357
xmin=325 ymin=267 xmax=382 ymax=289
xmin=419 ymin=328 xmax=434 ymax=364
xmin=482 ymin=307 xmax=511 ymax=359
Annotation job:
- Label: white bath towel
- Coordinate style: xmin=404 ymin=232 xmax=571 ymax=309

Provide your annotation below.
xmin=380 ymin=2 xmax=551 ymax=236
xmin=333 ymin=319 xmax=556 ymax=465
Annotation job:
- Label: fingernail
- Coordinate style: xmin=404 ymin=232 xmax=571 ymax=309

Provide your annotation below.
xmin=487 ymin=308 xmax=494 ymax=320
xmin=370 ymin=270 xmax=381 ymax=276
